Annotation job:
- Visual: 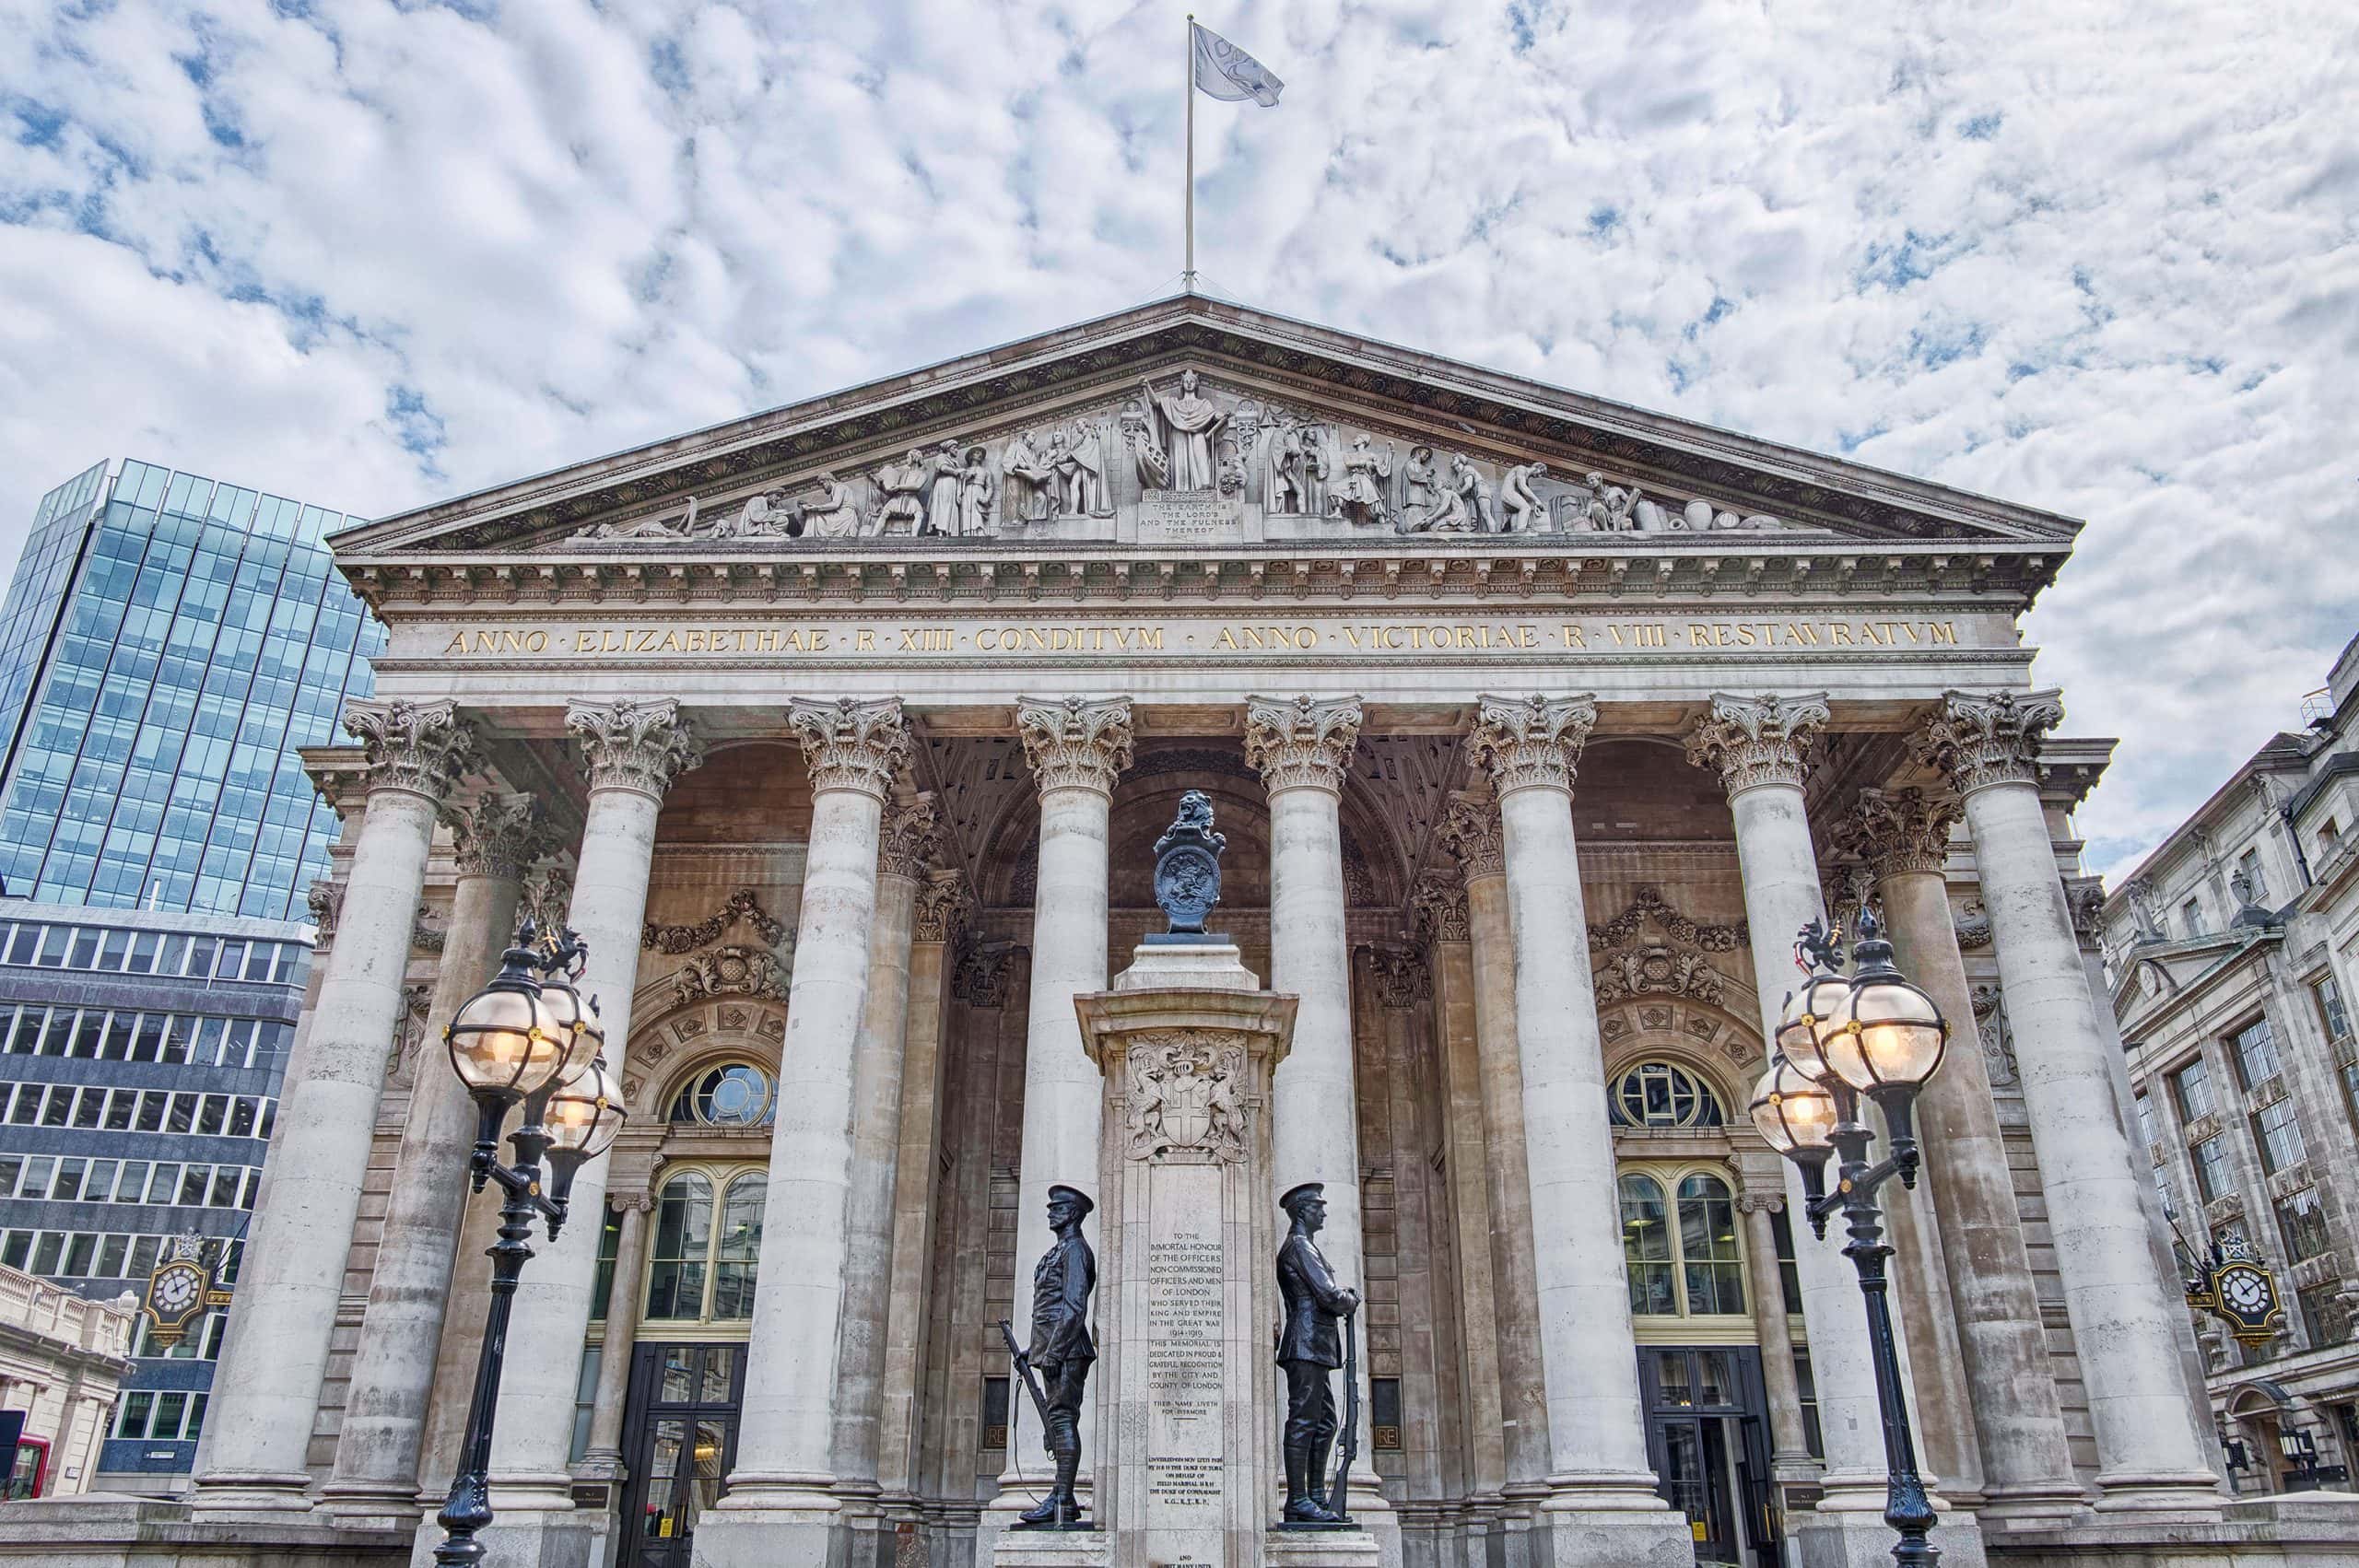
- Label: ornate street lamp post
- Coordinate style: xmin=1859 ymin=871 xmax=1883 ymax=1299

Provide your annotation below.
xmin=1750 ymin=909 xmax=1950 ymax=1568
xmin=433 ymin=922 xmax=626 ymax=1568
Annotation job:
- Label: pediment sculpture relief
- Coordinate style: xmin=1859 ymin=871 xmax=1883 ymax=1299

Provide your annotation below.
xmin=557 ymin=368 xmax=1809 ymax=549
xmin=1587 ymin=886 xmax=1743 ymax=1008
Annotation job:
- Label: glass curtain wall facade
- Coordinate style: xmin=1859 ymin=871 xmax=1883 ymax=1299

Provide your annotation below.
xmin=0 ymin=460 xmax=384 ymax=920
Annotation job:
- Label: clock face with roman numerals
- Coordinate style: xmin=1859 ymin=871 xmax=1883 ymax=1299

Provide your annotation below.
xmin=150 ymin=1261 xmax=204 ymax=1318
xmin=2221 ymin=1264 xmax=2271 ymax=1316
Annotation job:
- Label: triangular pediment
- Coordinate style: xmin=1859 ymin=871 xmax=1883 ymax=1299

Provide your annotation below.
xmin=333 ymin=297 xmax=2080 ymax=564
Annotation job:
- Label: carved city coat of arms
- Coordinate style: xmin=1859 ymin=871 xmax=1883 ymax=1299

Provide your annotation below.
xmin=1127 ymin=1034 xmax=1248 ymax=1163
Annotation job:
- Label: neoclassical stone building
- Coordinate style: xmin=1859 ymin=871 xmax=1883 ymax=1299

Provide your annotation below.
xmin=19 ymin=299 xmax=2350 ymax=1568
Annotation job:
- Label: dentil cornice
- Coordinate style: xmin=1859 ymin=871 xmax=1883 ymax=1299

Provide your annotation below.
xmin=1439 ymin=790 xmax=1508 ymax=880
xmin=1907 ymin=689 xmax=2065 ymax=797
xmin=1831 ymin=787 xmax=1962 ymax=880
xmin=787 ymin=696 xmax=910 ymax=801
xmin=567 ymin=698 xmax=706 ymax=799
xmin=878 ymin=792 xmax=940 ymax=881
xmin=1016 ymin=696 xmax=1135 ymax=796
xmin=449 ymin=791 xmax=556 ymax=882
xmin=345 ymin=698 xmax=478 ymax=804
xmin=1683 ymin=692 xmax=1831 ymax=796
xmin=1243 ymin=695 xmax=1364 ymax=795
xmin=1469 ymin=693 xmax=1599 ymax=796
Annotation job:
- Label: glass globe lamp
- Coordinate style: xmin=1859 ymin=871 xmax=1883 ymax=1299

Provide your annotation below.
xmin=445 ymin=941 xmax=566 ymax=1106
xmin=1776 ymin=967 xmax=1852 ymax=1086
xmin=1749 ymin=1056 xmax=1838 ymax=1168
xmin=1818 ymin=914 xmax=1948 ymax=1099
xmin=534 ymin=974 xmax=598 ymax=1090
xmin=541 ymin=1054 xmax=627 ymax=1200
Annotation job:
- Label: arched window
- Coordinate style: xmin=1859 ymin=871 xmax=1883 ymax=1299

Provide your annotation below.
xmin=668 ymin=1063 xmax=776 ymax=1127
xmin=1608 ymin=1061 xmax=1726 ymax=1129
xmin=644 ymin=1167 xmax=767 ymax=1324
xmin=1619 ymin=1164 xmax=1749 ymax=1318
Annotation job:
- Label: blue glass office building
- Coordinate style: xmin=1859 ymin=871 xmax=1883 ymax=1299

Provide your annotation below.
xmin=0 ymin=460 xmax=381 ymax=1493
xmin=0 ymin=459 xmax=385 ymax=919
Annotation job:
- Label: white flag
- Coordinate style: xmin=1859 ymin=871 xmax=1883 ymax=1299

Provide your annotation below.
xmin=1191 ymin=22 xmax=1284 ymax=107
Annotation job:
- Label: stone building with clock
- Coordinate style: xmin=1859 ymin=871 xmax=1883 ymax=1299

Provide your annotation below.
xmin=8 ymin=296 xmax=2352 ymax=1568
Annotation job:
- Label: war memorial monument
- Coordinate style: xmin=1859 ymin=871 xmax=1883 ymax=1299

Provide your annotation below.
xmin=9 ymin=296 xmax=2354 ymax=1568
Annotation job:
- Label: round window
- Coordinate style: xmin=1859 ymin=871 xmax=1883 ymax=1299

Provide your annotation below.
xmin=669 ymin=1063 xmax=775 ymax=1127
xmin=1610 ymin=1061 xmax=1726 ymax=1129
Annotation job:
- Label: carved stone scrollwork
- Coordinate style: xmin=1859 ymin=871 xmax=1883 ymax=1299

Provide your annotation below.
xmin=345 ymin=698 xmax=478 ymax=804
xmin=643 ymin=889 xmax=791 ymax=954
xmin=609 ymin=1189 xmax=656 ymax=1216
xmin=1588 ymin=886 xmax=1747 ymax=953
xmin=411 ymin=904 xmax=447 ymax=954
xmin=913 ymin=868 xmax=969 ymax=944
xmin=1907 ymin=689 xmax=2066 ymax=797
xmin=522 ymin=866 xmax=574 ymax=934
xmin=1243 ymin=695 xmax=1363 ymax=795
xmin=1953 ymin=898 xmax=1993 ymax=951
xmin=1439 ymin=790 xmax=1507 ymax=880
xmin=568 ymin=698 xmax=706 ymax=799
xmin=952 ymin=937 xmax=1024 ymax=1008
xmin=1362 ymin=943 xmax=1431 ymax=1009
xmin=672 ymin=946 xmax=789 ymax=1006
xmin=448 ymin=791 xmax=555 ymax=883
xmin=878 ymin=793 xmax=940 ymax=881
xmin=1832 ymin=787 xmax=1962 ymax=880
xmin=1016 ymin=696 xmax=1134 ymax=796
xmin=1469 ymin=693 xmax=1598 ymax=795
xmin=1684 ymin=692 xmax=1832 ymax=796
xmin=1125 ymin=1031 xmax=1250 ymax=1164
xmin=1412 ymin=868 xmax=1470 ymax=944
xmin=787 ymin=696 xmax=910 ymax=800
xmin=1735 ymin=1189 xmax=1786 ymax=1216
xmin=1594 ymin=945 xmax=1726 ymax=1008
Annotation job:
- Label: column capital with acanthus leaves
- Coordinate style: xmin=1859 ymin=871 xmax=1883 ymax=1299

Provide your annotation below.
xmin=1683 ymin=692 xmax=1831 ymax=796
xmin=787 ymin=697 xmax=910 ymax=801
xmin=447 ymin=791 xmax=557 ymax=883
xmin=1439 ymin=790 xmax=1507 ymax=880
xmin=345 ymin=698 xmax=479 ymax=806
xmin=877 ymin=792 xmax=940 ymax=881
xmin=1015 ymin=696 xmax=1134 ymax=796
xmin=1829 ymin=787 xmax=1962 ymax=880
xmin=568 ymin=698 xmax=706 ymax=800
xmin=1907 ymin=689 xmax=2065 ymax=797
xmin=1469 ymin=693 xmax=1598 ymax=796
xmin=1244 ymin=694 xmax=1363 ymax=795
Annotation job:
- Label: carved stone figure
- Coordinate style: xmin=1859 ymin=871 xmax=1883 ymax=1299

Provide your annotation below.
xmin=733 ymin=489 xmax=797 ymax=538
xmin=1399 ymin=445 xmax=1440 ymax=524
xmin=1151 ymin=790 xmax=1227 ymax=937
xmin=1139 ymin=369 xmax=1227 ymax=491
xmin=1398 ymin=452 xmax=1476 ymax=534
xmin=956 ymin=446 xmax=996 ymax=536
xmin=1276 ymin=1182 xmax=1358 ymax=1525
xmin=923 ymin=440 xmax=965 ymax=538
xmin=1451 ymin=453 xmax=1496 ymax=532
xmin=1583 ymin=472 xmax=1640 ymax=531
xmin=1056 ymin=421 xmax=1109 ymax=517
xmin=581 ymin=497 xmax=699 ymax=540
xmin=1499 ymin=462 xmax=1549 ymax=532
xmin=1265 ymin=418 xmax=1309 ymax=514
xmin=1012 ymin=1185 xmax=1096 ymax=1528
xmin=803 ymin=473 xmax=858 ymax=540
xmin=873 ymin=451 xmax=930 ymax=535
xmin=1003 ymin=430 xmax=1057 ymax=524
xmin=1121 ymin=399 xmax=1170 ymax=489
xmin=1298 ymin=425 xmax=1332 ymax=516
xmin=1335 ymin=435 xmax=1393 ymax=527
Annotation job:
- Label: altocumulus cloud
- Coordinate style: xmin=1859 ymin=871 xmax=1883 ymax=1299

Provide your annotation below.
xmin=1 ymin=0 xmax=2353 ymax=875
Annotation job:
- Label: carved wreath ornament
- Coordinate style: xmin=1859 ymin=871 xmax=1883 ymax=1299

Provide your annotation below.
xmin=1126 ymin=1033 xmax=1250 ymax=1164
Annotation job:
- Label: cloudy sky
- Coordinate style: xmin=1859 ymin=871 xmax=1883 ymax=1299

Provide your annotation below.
xmin=3 ymin=0 xmax=2353 ymax=877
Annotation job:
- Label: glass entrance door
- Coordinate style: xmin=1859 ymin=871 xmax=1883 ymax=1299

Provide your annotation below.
xmin=1638 ymin=1346 xmax=1780 ymax=1568
xmin=617 ymin=1342 xmax=746 ymax=1568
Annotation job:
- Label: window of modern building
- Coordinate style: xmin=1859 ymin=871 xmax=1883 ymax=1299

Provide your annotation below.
xmin=2253 ymin=1098 xmax=2308 ymax=1176
xmin=2230 ymin=1017 xmax=2283 ymax=1090
xmin=2317 ymin=976 xmax=2352 ymax=1047
xmin=1617 ymin=1168 xmax=1747 ymax=1318
xmin=642 ymin=1165 xmax=767 ymax=1324
xmin=1606 ymin=1061 xmax=1727 ymax=1129
xmin=2174 ymin=1058 xmax=2218 ymax=1121
xmin=2277 ymin=1188 xmax=2332 ymax=1264
xmin=2193 ymin=1137 xmax=2235 ymax=1201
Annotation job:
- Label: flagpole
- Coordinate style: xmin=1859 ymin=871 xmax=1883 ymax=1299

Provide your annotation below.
xmin=1183 ymin=12 xmax=1196 ymax=292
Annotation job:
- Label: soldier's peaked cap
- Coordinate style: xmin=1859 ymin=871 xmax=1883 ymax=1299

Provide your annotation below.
xmin=1047 ymin=1184 xmax=1095 ymax=1215
xmin=1280 ymin=1182 xmax=1325 ymax=1215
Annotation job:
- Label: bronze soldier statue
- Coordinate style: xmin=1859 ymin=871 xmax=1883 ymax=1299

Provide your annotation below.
xmin=1013 ymin=1184 xmax=1097 ymax=1527
xmin=1275 ymin=1181 xmax=1360 ymax=1524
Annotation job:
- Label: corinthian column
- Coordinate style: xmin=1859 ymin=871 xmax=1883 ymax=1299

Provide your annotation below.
xmin=832 ymin=793 xmax=937 ymax=1535
xmin=484 ymin=700 xmax=702 ymax=1522
xmin=1912 ymin=692 xmax=2222 ymax=1517
xmin=1833 ymin=787 xmax=2083 ymax=1521
xmin=1438 ymin=790 xmax=1552 ymax=1537
xmin=1467 ymin=696 xmax=1691 ymax=1564
xmin=988 ymin=696 xmax=1132 ymax=1526
xmin=1245 ymin=695 xmax=1390 ymax=1518
xmin=323 ymin=791 xmax=553 ymax=1525
xmin=705 ymin=697 xmax=909 ymax=1567
xmin=192 ymin=699 xmax=476 ymax=1518
xmin=1685 ymin=693 xmax=1912 ymax=1537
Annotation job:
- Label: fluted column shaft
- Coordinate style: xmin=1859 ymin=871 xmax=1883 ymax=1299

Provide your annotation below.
xmin=1468 ymin=696 xmax=1680 ymax=1537
xmin=581 ymin=1192 xmax=654 ymax=1469
xmin=1000 ymin=695 xmax=1132 ymax=1488
xmin=1443 ymin=794 xmax=1553 ymax=1508
xmin=488 ymin=700 xmax=702 ymax=1511
xmin=714 ymin=698 xmax=908 ymax=1543
xmin=1840 ymin=788 xmax=2083 ymax=1520
xmin=192 ymin=700 xmax=475 ymax=1517
xmin=831 ymin=797 xmax=935 ymax=1514
xmin=323 ymin=794 xmax=546 ymax=1521
xmin=1916 ymin=691 xmax=2221 ymax=1515
xmin=1247 ymin=693 xmax=1389 ymax=1512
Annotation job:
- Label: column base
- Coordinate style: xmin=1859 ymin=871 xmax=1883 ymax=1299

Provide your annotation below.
xmin=990 ymin=1528 xmax=1110 ymax=1568
xmin=2089 ymin=1469 xmax=2230 ymax=1523
xmin=1792 ymin=1504 xmax=1988 ymax=1568
xmin=186 ymin=1471 xmax=320 ymax=1522
xmin=691 ymin=1493 xmax=846 ymax=1568
xmin=316 ymin=1478 xmax=429 ymax=1532
xmin=408 ymin=1502 xmax=604 ymax=1568
xmin=1976 ymin=1478 xmax=2090 ymax=1531
xmin=1524 ymin=1497 xmax=1696 ymax=1568
xmin=1268 ymin=1527 xmax=1381 ymax=1568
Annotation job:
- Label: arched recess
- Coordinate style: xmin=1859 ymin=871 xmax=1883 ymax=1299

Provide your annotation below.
xmin=1598 ymin=995 xmax=1765 ymax=1090
xmin=615 ymin=995 xmax=787 ymax=1124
